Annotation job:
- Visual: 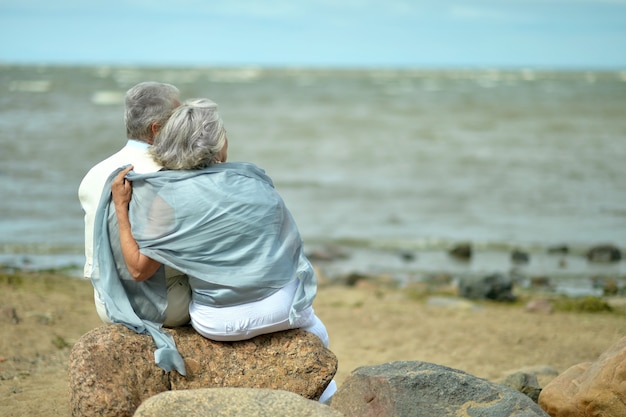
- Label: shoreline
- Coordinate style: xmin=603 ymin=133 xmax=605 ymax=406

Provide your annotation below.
xmin=2 ymin=270 xmax=626 ymax=416
xmin=2 ymin=240 xmax=625 ymax=298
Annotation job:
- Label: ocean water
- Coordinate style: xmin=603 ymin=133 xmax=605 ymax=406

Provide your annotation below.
xmin=1 ymin=65 xmax=625 ymax=291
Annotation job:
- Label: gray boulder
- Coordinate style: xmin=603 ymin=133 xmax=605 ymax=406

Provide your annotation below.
xmin=133 ymin=388 xmax=344 ymax=417
xmin=330 ymin=361 xmax=549 ymax=417
xmin=69 ymin=325 xmax=337 ymax=417
xmin=459 ymin=273 xmax=516 ymax=301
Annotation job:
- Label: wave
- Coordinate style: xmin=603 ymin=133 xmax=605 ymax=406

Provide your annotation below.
xmin=91 ymin=90 xmax=125 ymax=105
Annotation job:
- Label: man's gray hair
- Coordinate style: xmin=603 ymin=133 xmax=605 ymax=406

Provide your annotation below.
xmin=124 ymin=82 xmax=180 ymax=141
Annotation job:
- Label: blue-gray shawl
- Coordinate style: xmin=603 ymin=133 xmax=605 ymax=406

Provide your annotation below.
xmin=91 ymin=162 xmax=317 ymax=375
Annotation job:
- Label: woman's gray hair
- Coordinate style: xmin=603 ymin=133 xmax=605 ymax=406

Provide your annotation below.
xmin=150 ymin=98 xmax=227 ymax=170
xmin=124 ymin=82 xmax=180 ymax=141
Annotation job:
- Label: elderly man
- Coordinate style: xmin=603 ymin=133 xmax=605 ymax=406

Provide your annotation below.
xmin=78 ymin=81 xmax=191 ymax=327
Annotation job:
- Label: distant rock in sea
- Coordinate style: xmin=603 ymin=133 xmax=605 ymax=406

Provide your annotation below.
xmin=586 ymin=244 xmax=622 ymax=263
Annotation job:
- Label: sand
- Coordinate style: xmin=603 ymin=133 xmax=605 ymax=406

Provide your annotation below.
xmin=1 ymin=271 xmax=625 ymax=416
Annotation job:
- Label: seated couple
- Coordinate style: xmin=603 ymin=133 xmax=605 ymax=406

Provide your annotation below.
xmin=79 ymin=84 xmax=335 ymax=401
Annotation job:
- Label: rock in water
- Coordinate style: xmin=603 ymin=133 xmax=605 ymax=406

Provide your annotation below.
xmin=586 ymin=244 xmax=622 ymax=262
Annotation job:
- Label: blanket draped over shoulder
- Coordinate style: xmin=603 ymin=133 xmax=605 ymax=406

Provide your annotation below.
xmin=91 ymin=162 xmax=318 ymax=375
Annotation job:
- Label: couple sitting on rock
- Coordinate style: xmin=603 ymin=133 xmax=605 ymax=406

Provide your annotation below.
xmin=78 ymin=82 xmax=336 ymax=401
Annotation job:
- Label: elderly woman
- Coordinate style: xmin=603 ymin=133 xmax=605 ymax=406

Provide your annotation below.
xmin=101 ymin=98 xmax=335 ymax=400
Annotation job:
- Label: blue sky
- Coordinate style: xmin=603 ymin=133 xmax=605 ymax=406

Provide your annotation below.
xmin=1 ymin=0 xmax=625 ymax=69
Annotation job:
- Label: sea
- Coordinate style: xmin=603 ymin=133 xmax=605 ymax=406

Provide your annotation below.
xmin=1 ymin=64 xmax=625 ymax=296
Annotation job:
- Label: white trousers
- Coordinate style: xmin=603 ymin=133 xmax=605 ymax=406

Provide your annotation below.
xmin=189 ymin=280 xmax=327 ymax=344
xmin=189 ymin=279 xmax=337 ymax=401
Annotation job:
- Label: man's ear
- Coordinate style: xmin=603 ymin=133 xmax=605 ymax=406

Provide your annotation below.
xmin=150 ymin=122 xmax=161 ymax=141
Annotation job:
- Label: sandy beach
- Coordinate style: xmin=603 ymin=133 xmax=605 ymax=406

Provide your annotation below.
xmin=1 ymin=271 xmax=625 ymax=416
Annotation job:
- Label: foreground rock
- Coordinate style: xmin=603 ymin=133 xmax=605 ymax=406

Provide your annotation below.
xmin=69 ymin=325 xmax=337 ymax=417
xmin=330 ymin=361 xmax=549 ymax=417
xmin=133 ymin=388 xmax=343 ymax=417
xmin=538 ymin=336 xmax=626 ymax=417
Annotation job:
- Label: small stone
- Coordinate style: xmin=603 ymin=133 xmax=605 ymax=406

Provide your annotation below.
xmin=499 ymin=371 xmax=542 ymax=402
xmin=525 ymin=299 xmax=553 ymax=314
xmin=0 ymin=306 xmax=19 ymax=324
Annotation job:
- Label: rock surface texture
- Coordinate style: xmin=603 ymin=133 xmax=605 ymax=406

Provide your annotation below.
xmin=538 ymin=336 xmax=626 ymax=417
xmin=133 ymin=388 xmax=344 ymax=417
xmin=68 ymin=325 xmax=337 ymax=417
xmin=330 ymin=361 xmax=550 ymax=417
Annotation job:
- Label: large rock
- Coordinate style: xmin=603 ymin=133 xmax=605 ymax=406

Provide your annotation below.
xmin=459 ymin=273 xmax=516 ymax=301
xmin=133 ymin=388 xmax=344 ymax=417
xmin=538 ymin=336 xmax=626 ymax=417
xmin=330 ymin=361 xmax=549 ymax=417
xmin=69 ymin=325 xmax=337 ymax=417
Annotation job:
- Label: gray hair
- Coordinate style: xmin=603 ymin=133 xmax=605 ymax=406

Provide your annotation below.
xmin=150 ymin=98 xmax=227 ymax=170
xmin=124 ymin=82 xmax=180 ymax=142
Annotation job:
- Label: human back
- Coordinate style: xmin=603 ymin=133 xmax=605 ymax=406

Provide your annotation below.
xmin=79 ymin=81 xmax=190 ymax=328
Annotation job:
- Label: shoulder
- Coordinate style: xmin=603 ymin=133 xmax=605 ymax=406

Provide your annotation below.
xmin=80 ymin=143 xmax=161 ymax=189
xmin=81 ymin=144 xmax=134 ymax=178
xmin=79 ymin=152 xmax=123 ymax=199
xmin=222 ymin=162 xmax=273 ymax=185
xmin=78 ymin=144 xmax=136 ymax=203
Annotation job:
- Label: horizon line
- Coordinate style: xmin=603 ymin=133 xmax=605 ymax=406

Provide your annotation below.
xmin=2 ymin=59 xmax=625 ymax=73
